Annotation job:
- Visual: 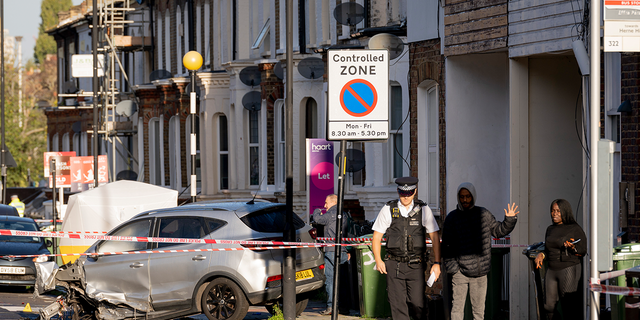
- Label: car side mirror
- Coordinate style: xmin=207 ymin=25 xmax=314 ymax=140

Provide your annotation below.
xmin=45 ymin=239 xmax=53 ymax=247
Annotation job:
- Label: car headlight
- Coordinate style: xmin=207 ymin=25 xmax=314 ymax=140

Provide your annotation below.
xmin=33 ymin=255 xmax=50 ymax=263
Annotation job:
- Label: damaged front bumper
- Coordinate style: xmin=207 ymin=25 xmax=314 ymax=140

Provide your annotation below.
xmin=35 ymin=258 xmax=153 ymax=320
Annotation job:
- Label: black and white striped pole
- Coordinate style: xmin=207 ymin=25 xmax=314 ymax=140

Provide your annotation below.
xmin=183 ymin=51 xmax=203 ymax=203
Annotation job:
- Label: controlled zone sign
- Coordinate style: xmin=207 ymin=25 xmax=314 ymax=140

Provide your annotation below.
xmin=327 ymin=49 xmax=389 ymax=141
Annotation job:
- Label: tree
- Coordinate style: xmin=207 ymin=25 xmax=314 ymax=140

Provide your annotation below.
xmin=1 ymin=54 xmax=54 ymax=187
xmin=34 ymin=0 xmax=72 ymax=64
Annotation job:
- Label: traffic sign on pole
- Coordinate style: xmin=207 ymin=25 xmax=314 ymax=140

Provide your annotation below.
xmin=327 ymin=50 xmax=389 ymax=140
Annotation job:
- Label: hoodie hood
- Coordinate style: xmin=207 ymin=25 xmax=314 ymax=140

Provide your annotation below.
xmin=457 ymin=182 xmax=477 ymax=211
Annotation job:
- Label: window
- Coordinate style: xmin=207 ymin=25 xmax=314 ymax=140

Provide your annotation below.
xmin=169 ymin=116 xmax=181 ymax=189
xmin=164 ymin=10 xmax=171 ymax=73
xmin=73 ymin=132 xmax=88 ymax=156
xmin=176 ymin=5 xmax=184 ymax=75
xmin=426 ymin=86 xmax=439 ymax=206
xmin=62 ymin=133 xmax=70 ymax=152
xmin=149 ymin=118 xmax=163 ymax=186
xmin=51 ymin=133 xmax=59 ymax=152
xmin=276 ymin=101 xmax=285 ymax=187
xmin=157 ymin=11 xmax=163 ymax=70
xmin=156 ymin=217 xmax=205 ymax=248
xmin=219 ymin=115 xmax=229 ymax=190
xmin=390 ymin=85 xmax=405 ymax=179
xmin=305 ymin=98 xmax=318 ymax=138
xmin=97 ymin=219 xmax=151 ymax=253
xmin=249 ymin=110 xmax=260 ymax=186
xmin=240 ymin=206 xmax=306 ymax=232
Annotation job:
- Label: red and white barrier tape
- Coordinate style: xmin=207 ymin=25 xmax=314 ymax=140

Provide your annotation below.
xmin=316 ymin=237 xmax=528 ymax=247
xmin=600 ymin=269 xmax=630 ymax=281
xmin=2 ymin=244 xmax=329 ymax=259
xmin=590 ymin=283 xmax=640 ymax=296
xmin=0 ymin=229 xmax=324 ymax=247
xmin=46 ymin=231 xmax=108 ymax=234
xmin=626 ymin=302 xmax=640 ymax=308
xmin=34 ymin=219 xmax=63 ymax=223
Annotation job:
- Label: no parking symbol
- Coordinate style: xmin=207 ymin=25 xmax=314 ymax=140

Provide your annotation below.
xmin=340 ymin=79 xmax=378 ymax=117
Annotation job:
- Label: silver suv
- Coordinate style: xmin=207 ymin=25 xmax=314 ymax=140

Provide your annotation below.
xmin=37 ymin=201 xmax=325 ymax=320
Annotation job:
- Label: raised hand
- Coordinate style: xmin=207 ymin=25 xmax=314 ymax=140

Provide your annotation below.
xmin=504 ymin=202 xmax=519 ymax=217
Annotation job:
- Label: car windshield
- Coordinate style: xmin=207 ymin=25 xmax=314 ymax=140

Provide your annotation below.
xmin=0 ymin=221 xmax=41 ymax=243
xmin=240 ymin=206 xmax=306 ymax=232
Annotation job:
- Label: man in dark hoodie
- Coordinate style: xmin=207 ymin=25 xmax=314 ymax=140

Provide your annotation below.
xmin=442 ymin=182 xmax=519 ymax=320
xmin=313 ymin=194 xmax=349 ymax=315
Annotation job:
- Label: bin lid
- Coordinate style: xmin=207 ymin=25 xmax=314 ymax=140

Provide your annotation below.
xmin=613 ymin=243 xmax=640 ymax=260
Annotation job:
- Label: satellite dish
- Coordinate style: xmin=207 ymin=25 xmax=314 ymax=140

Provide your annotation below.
xmin=31 ymin=197 xmax=45 ymax=209
xmin=71 ymin=121 xmax=82 ymax=133
xmin=115 ymin=100 xmax=137 ymax=117
xmin=297 ymin=57 xmax=324 ymax=80
xmin=335 ymin=149 xmax=366 ymax=173
xmin=185 ymin=82 xmax=201 ymax=100
xmin=149 ymin=69 xmax=172 ymax=82
xmin=274 ymin=61 xmax=284 ymax=80
xmin=242 ymin=91 xmax=262 ymax=111
xmin=368 ymin=33 xmax=405 ymax=60
xmin=239 ymin=66 xmax=262 ymax=87
xmin=116 ymin=170 xmax=138 ymax=181
xmin=63 ymin=80 xmax=78 ymax=94
xmin=333 ymin=2 xmax=365 ymax=26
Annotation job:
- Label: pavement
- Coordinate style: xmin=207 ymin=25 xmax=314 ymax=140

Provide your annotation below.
xmin=187 ymin=300 xmax=374 ymax=320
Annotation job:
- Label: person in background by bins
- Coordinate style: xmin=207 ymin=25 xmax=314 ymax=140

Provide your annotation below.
xmin=534 ymin=199 xmax=587 ymax=320
xmin=441 ymin=182 xmax=519 ymax=320
xmin=313 ymin=193 xmax=350 ymax=316
xmin=9 ymin=195 xmax=25 ymax=217
xmin=372 ymin=177 xmax=441 ymax=320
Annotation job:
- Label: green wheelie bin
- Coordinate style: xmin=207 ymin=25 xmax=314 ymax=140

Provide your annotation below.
xmin=611 ymin=243 xmax=640 ymax=320
xmin=355 ymin=237 xmax=391 ymax=318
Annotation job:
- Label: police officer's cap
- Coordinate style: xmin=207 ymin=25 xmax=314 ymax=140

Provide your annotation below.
xmin=395 ymin=177 xmax=418 ymax=191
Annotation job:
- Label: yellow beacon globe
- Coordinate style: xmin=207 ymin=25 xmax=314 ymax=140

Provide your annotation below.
xmin=183 ymin=51 xmax=203 ymax=71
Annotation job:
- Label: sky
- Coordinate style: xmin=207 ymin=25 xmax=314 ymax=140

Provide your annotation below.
xmin=5 ymin=0 xmax=84 ymax=64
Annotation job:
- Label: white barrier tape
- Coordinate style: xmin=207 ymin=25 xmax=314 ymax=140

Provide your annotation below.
xmin=0 ymin=229 xmax=324 ymax=247
xmin=47 ymin=231 xmax=108 ymax=234
xmin=600 ymin=269 xmax=631 ymax=281
xmin=626 ymin=302 xmax=640 ymax=308
xmin=1 ymin=244 xmax=329 ymax=259
xmin=316 ymin=237 xmax=528 ymax=247
xmin=590 ymin=283 xmax=640 ymax=296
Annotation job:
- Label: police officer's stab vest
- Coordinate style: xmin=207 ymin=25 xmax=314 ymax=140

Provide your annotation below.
xmin=385 ymin=199 xmax=427 ymax=258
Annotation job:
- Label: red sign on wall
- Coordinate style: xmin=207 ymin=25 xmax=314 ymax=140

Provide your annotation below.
xmin=44 ymin=152 xmax=77 ymax=188
xmin=70 ymin=156 xmax=109 ymax=191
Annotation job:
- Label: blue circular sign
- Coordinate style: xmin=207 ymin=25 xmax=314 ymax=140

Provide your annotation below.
xmin=340 ymin=79 xmax=378 ymax=117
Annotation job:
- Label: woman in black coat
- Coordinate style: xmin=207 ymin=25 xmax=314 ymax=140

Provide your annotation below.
xmin=534 ymin=199 xmax=587 ymax=320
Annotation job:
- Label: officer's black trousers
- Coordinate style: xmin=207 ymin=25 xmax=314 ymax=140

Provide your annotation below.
xmin=384 ymin=259 xmax=427 ymax=320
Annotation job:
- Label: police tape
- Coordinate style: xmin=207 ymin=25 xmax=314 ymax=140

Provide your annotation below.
xmin=316 ymin=237 xmax=529 ymax=247
xmin=1 ymin=245 xmax=330 ymax=259
xmin=34 ymin=219 xmax=63 ymax=223
xmin=590 ymin=283 xmax=640 ymax=296
xmin=0 ymin=228 xmax=326 ymax=247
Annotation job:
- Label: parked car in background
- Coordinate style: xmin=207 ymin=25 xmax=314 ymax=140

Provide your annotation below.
xmin=0 ymin=216 xmax=52 ymax=288
xmin=0 ymin=204 xmax=19 ymax=216
xmin=37 ymin=200 xmax=325 ymax=320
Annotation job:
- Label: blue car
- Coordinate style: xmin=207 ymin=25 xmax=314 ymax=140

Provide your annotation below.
xmin=0 ymin=215 xmax=52 ymax=288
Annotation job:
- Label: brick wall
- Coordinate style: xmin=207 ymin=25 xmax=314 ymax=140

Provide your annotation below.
xmin=260 ymin=63 xmax=284 ymax=186
xmin=409 ymin=39 xmax=446 ymax=296
xmin=621 ymin=52 xmax=640 ymax=241
xmin=408 ymin=39 xmax=446 ymax=215
xmin=45 ymin=109 xmax=96 ymax=154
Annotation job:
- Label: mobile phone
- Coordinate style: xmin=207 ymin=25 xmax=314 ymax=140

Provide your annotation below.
xmin=570 ymin=239 xmax=581 ymax=245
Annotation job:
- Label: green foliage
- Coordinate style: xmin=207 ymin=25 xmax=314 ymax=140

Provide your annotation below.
xmin=34 ymin=0 xmax=72 ymax=64
xmin=267 ymin=303 xmax=284 ymax=320
xmin=3 ymin=58 xmax=49 ymax=187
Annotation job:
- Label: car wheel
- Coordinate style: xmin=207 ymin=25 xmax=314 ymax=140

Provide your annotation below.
xmin=201 ymin=278 xmax=249 ymax=320
xmin=266 ymin=298 xmax=309 ymax=317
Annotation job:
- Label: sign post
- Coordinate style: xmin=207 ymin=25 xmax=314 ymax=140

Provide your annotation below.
xmin=328 ymin=49 xmax=389 ymax=140
xmin=327 ymin=49 xmax=389 ymax=319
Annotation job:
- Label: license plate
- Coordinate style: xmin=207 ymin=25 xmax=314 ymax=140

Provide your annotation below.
xmin=0 ymin=267 xmax=25 ymax=274
xmin=295 ymin=269 xmax=313 ymax=281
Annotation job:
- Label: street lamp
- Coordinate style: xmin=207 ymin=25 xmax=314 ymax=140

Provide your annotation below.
xmin=183 ymin=51 xmax=203 ymax=204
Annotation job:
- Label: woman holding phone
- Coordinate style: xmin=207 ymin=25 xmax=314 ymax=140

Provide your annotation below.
xmin=534 ymin=199 xmax=587 ymax=320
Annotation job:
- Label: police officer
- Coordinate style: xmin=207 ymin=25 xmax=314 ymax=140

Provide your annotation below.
xmin=372 ymin=177 xmax=441 ymax=320
xmin=9 ymin=195 xmax=25 ymax=217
